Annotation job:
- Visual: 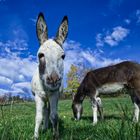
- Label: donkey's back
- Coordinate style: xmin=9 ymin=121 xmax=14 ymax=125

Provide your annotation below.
xmin=83 ymin=61 xmax=140 ymax=90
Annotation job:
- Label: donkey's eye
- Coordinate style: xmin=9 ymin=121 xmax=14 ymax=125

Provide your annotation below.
xmin=38 ymin=53 xmax=45 ymax=59
xmin=61 ymin=54 xmax=65 ymax=59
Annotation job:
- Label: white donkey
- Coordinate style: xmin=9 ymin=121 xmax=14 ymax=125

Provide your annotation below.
xmin=31 ymin=13 xmax=68 ymax=139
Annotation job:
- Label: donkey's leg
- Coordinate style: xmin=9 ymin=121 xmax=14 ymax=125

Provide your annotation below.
xmin=34 ymin=95 xmax=45 ymax=139
xmin=96 ymin=97 xmax=104 ymax=120
xmin=91 ymin=94 xmax=98 ymax=125
xmin=49 ymin=92 xmax=59 ymax=140
xmin=133 ymin=102 xmax=139 ymax=122
xmin=130 ymin=88 xmax=140 ymax=122
xmin=42 ymin=101 xmax=50 ymax=131
xmin=92 ymin=99 xmax=98 ymax=125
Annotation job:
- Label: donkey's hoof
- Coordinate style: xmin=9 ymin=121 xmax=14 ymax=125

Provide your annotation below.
xmin=132 ymin=118 xmax=138 ymax=123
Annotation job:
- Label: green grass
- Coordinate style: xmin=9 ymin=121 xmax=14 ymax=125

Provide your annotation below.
xmin=1 ymin=96 xmax=140 ymax=140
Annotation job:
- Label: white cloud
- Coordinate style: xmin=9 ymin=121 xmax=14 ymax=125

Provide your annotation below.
xmin=96 ymin=26 xmax=129 ymax=47
xmin=0 ymin=20 xmax=37 ymax=98
xmin=12 ymin=82 xmax=31 ymax=89
xmin=81 ymin=49 xmax=122 ymax=68
xmin=0 ymin=81 xmax=33 ymax=98
xmin=64 ymin=40 xmax=81 ymax=50
xmin=111 ymin=26 xmax=129 ymax=41
xmin=64 ymin=41 xmax=84 ymax=75
xmin=0 ymin=34 xmax=37 ymax=97
xmin=0 ymin=55 xmax=37 ymax=97
xmin=82 ymin=51 xmax=96 ymax=64
xmin=0 ymin=56 xmax=37 ymax=82
xmin=11 ymin=82 xmax=32 ymax=96
xmin=96 ymin=33 xmax=104 ymax=47
xmin=136 ymin=10 xmax=140 ymax=23
xmin=64 ymin=40 xmax=123 ymax=75
xmin=0 ymin=39 xmax=28 ymax=57
xmin=124 ymin=19 xmax=131 ymax=24
xmin=104 ymin=35 xmax=118 ymax=46
xmin=0 ymin=76 xmax=13 ymax=86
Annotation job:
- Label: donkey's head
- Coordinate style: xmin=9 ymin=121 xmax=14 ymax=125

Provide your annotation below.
xmin=36 ymin=13 xmax=68 ymax=91
xmin=72 ymin=102 xmax=83 ymax=120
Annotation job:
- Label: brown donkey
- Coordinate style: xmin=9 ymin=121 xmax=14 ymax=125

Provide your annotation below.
xmin=72 ymin=61 xmax=140 ymax=124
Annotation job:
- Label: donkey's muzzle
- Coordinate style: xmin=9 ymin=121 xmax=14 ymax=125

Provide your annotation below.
xmin=47 ymin=71 xmax=60 ymax=85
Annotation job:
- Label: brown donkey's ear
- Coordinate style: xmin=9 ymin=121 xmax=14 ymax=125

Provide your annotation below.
xmin=55 ymin=16 xmax=68 ymax=46
xmin=36 ymin=13 xmax=48 ymax=45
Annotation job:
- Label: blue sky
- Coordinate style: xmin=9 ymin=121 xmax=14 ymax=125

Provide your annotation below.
xmin=0 ymin=0 xmax=140 ymax=97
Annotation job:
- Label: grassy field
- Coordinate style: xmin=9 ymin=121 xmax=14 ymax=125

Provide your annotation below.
xmin=0 ymin=96 xmax=140 ymax=140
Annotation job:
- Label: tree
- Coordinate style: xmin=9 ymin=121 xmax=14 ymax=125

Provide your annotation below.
xmin=64 ymin=64 xmax=92 ymax=99
xmin=65 ymin=65 xmax=80 ymax=98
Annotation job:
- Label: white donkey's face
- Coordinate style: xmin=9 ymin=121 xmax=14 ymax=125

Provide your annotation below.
xmin=36 ymin=13 xmax=68 ymax=91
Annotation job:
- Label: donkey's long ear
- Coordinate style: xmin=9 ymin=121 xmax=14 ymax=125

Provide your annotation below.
xmin=36 ymin=13 xmax=48 ymax=45
xmin=55 ymin=16 xmax=68 ymax=46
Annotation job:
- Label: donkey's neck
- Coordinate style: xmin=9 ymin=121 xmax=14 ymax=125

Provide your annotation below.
xmin=73 ymin=91 xmax=85 ymax=104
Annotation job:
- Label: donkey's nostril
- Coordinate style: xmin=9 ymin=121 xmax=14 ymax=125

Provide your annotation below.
xmin=49 ymin=71 xmax=60 ymax=84
xmin=46 ymin=71 xmax=60 ymax=84
xmin=58 ymin=77 xmax=61 ymax=81
xmin=38 ymin=53 xmax=44 ymax=59
xmin=46 ymin=76 xmax=53 ymax=85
